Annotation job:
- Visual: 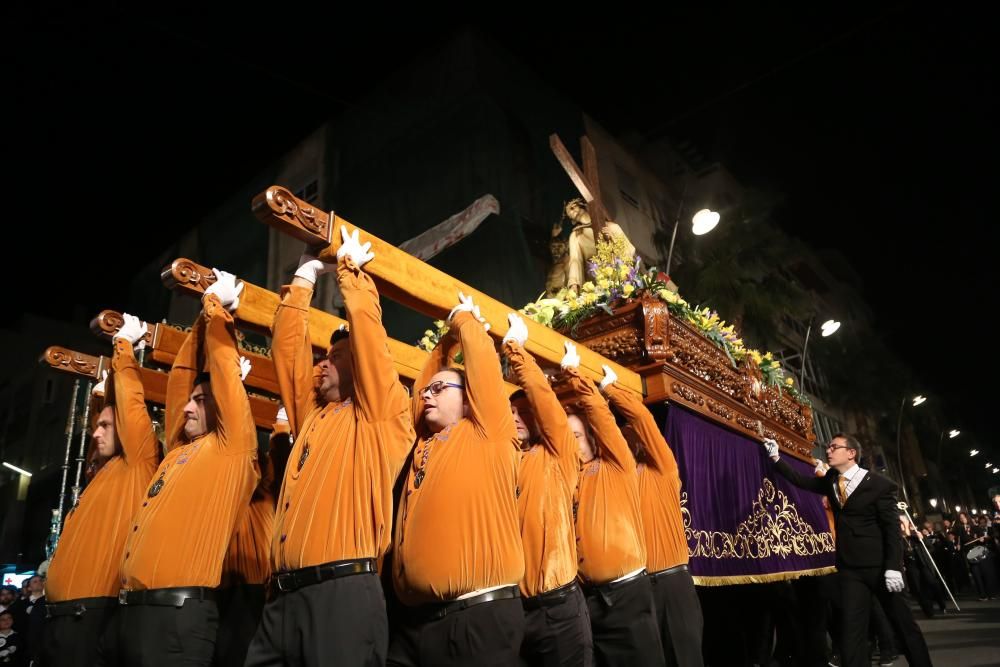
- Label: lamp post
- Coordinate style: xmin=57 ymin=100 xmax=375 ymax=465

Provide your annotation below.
xmin=664 ymin=183 xmax=721 ymax=277
xmin=799 ymin=318 xmax=841 ymax=393
xmin=896 ymin=394 xmax=927 ymax=511
xmin=936 ymin=428 xmax=960 ymax=516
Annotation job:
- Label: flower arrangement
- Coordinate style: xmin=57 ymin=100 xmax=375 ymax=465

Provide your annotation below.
xmin=417 ymin=234 xmax=808 ymax=405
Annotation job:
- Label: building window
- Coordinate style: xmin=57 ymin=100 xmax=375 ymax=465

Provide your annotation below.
xmin=295 ymin=179 xmax=319 ymax=204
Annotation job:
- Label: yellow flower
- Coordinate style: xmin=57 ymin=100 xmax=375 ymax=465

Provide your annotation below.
xmin=785 ymin=377 xmax=795 ymax=386
xmin=618 ymin=265 xmax=630 ymax=279
xmin=581 ymin=292 xmax=597 ymax=305
xmin=597 ymin=279 xmax=610 ymax=290
xmin=582 ymin=281 xmax=596 ymax=293
xmin=433 ymin=320 xmax=445 ymax=328
xmin=763 ymin=352 xmax=773 ymax=361
xmin=419 ymin=336 xmax=432 ymax=348
xmin=424 ymin=329 xmax=434 ymax=338
xmin=623 ymin=284 xmax=635 ymax=296
xmin=749 ymin=350 xmax=763 ymax=365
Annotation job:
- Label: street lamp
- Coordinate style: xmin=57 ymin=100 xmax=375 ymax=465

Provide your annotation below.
xmin=799 ymin=317 xmax=842 ymax=393
xmin=691 ymin=209 xmax=721 ymax=236
xmin=970 ymin=449 xmax=979 ymax=457
xmin=664 ymin=185 xmax=721 ymax=276
xmin=929 ymin=498 xmax=938 ymax=508
xmin=895 ymin=394 xmax=927 ymax=511
xmin=949 ymin=429 xmax=960 ymax=438
xmin=2 ymin=462 xmax=32 ymax=477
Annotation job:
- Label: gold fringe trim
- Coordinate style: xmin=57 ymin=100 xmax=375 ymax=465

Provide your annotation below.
xmin=692 ymin=566 xmax=837 ymax=586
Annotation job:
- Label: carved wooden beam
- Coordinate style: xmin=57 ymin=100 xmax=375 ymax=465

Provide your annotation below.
xmin=251 ymin=186 xmax=643 ymax=396
xmin=160 ymin=258 xmax=428 ymax=382
xmin=90 ymin=310 xmax=280 ymax=396
xmin=42 ymin=346 xmax=279 ymax=428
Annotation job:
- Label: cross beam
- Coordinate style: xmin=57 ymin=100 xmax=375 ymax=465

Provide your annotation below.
xmin=251 ymin=186 xmax=643 ymax=395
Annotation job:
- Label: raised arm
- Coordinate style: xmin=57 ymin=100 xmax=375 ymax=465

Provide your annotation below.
xmin=451 ymin=305 xmax=513 ymax=440
xmin=563 ymin=356 xmax=634 ymax=471
xmin=503 ymin=313 xmax=576 ymax=473
xmin=272 ymin=258 xmax=324 ymax=437
xmin=165 ymin=313 xmax=205 ymax=453
xmin=603 ymin=380 xmax=676 ymax=478
xmin=110 ymin=314 xmax=159 ymax=464
xmin=202 ymin=280 xmax=256 ymax=454
xmin=336 ymin=227 xmax=408 ymax=423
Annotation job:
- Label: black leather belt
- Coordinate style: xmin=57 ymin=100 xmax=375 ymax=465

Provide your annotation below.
xmin=582 ymin=569 xmax=647 ymax=598
xmin=649 ymin=564 xmax=688 ymax=582
xmin=408 ymin=586 xmax=520 ymax=621
xmin=269 ymin=558 xmax=376 ymax=596
xmin=46 ymin=596 xmax=117 ymax=618
xmin=522 ymin=580 xmax=579 ymax=611
xmin=117 ymin=587 xmax=217 ymax=608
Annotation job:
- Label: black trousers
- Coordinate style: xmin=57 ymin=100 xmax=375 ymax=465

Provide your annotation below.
xmin=38 ymin=598 xmax=117 ymax=667
xmin=520 ymin=584 xmax=593 ymax=666
xmin=112 ymin=598 xmax=219 ymax=666
xmin=214 ymin=584 xmax=265 ymax=667
xmin=584 ymin=575 xmax=664 ymax=667
xmin=867 ymin=595 xmax=895 ymax=658
xmin=836 ymin=567 xmax=932 ymax=667
xmin=245 ymin=573 xmax=387 ymax=666
xmin=969 ymin=557 xmax=998 ymax=598
xmin=649 ymin=568 xmax=703 ymax=667
xmin=388 ymin=597 xmax=525 ymax=666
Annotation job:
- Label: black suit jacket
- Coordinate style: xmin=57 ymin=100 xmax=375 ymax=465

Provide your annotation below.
xmin=774 ymin=459 xmax=903 ymax=572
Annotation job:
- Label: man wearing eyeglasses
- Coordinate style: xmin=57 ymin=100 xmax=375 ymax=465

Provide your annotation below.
xmin=762 ymin=434 xmax=932 ymax=667
xmin=389 ymin=292 xmax=524 ymax=666
xmin=246 ymin=227 xmax=414 ymax=667
xmin=502 ymin=313 xmax=593 ymax=666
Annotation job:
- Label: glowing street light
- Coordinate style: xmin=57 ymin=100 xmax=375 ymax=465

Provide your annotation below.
xmin=691 ymin=209 xmax=721 ymax=236
xmin=820 ymin=320 xmax=841 ymax=337
xmin=970 ymin=449 xmax=980 ymax=457
xmin=912 ymin=396 xmax=927 ymax=406
xmin=949 ymin=429 xmax=961 ymax=438
xmin=929 ymin=498 xmax=938 ymax=508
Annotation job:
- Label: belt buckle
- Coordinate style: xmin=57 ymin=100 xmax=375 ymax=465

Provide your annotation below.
xmin=117 ymin=590 xmax=128 ymax=605
xmin=275 ymin=573 xmax=293 ymax=593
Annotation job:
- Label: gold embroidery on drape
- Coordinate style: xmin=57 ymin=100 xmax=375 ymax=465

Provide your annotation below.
xmin=682 ymin=479 xmax=836 ymax=560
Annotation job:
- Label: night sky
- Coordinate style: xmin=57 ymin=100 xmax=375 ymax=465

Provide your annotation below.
xmin=7 ymin=7 xmax=997 ymax=466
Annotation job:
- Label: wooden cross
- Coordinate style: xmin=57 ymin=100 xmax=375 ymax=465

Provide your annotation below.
xmin=549 ymin=133 xmax=609 ymax=236
xmin=250 ymin=186 xmax=643 ymax=395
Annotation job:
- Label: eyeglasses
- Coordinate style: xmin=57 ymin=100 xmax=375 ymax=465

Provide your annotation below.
xmin=825 ymin=444 xmax=851 ymax=451
xmin=418 ymin=381 xmax=464 ymax=398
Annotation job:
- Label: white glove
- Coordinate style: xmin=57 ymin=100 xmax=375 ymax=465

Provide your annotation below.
xmin=598 ymin=364 xmax=618 ymax=392
xmin=885 ymin=569 xmax=904 ymax=593
xmin=293 ymin=253 xmax=336 ymax=285
xmin=114 ymin=313 xmax=148 ymax=350
xmin=92 ymin=370 xmax=109 ymax=396
xmin=813 ymin=458 xmax=830 ymax=475
xmin=763 ymin=438 xmax=780 ymax=462
xmin=239 ymin=356 xmax=252 ymax=382
xmin=336 ymin=225 xmax=375 ymax=268
xmin=560 ymin=341 xmax=581 ymax=369
xmin=502 ymin=313 xmax=528 ymax=347
xmin=448 ymin=292 xmax=490 ymax=330
xmin=275 ymin=406 xmax=288 ymax=424
xmin=204 ymin=269 xmax=244 ymax=312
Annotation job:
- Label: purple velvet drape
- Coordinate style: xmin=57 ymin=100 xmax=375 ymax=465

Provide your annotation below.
xmin=665 ymin=405 xmax=836 ymax=584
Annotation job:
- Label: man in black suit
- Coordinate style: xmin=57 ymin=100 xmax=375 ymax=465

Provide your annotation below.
xmin=763 ymin=433 xmax=932 ymax=667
